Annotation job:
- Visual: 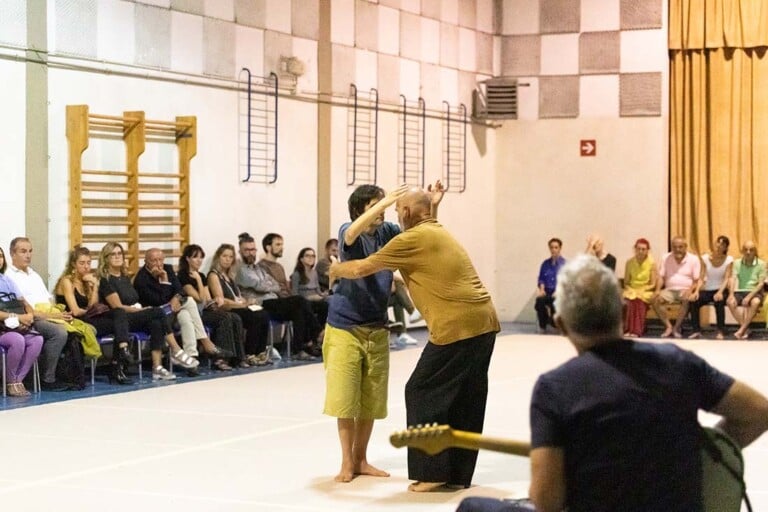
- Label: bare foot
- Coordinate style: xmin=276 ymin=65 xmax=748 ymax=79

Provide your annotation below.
xmin=334 ymin=461 xmax=356 ymax=483
xmin=661 ymin=327 xmax=673 ymax=338
xmin=355 ymin=461 xmax=390 ymax=477
xmin=408 ymin=481 xmax=447 ymax=492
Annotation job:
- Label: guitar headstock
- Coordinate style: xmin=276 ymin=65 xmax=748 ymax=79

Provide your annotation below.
xmin=389 ymin=423 xmax=454 ymax=455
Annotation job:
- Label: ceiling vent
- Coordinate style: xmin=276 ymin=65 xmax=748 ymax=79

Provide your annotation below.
xmin=472 ymin=78 xmax=519 ymax=121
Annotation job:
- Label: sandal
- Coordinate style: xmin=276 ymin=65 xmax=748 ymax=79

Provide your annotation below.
xmin=172 ymin=349 xmax=200 ymax=368
xmin=213 ymin=359 xmax=233 ymax=371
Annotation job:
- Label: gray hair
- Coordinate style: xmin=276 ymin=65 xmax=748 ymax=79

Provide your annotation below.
xmin=554 ymin=254 xmax=622 ymax=339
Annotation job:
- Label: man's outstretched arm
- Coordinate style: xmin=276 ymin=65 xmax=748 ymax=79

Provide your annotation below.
xmin=330 ymin=257 xmax=392 ymax=281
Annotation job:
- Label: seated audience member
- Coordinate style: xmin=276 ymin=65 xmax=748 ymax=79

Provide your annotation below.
xmin=207 ymin=244 xmax=271 ymax=367
xmin=133 ymin=248 xmax=231 ymax=369
xmin=290 ymin=247 xmax=329 ymax=326
xmin=456 ymin=254 xmax=768 ymax=512
xmin=6 ymin=237 xmax=70 ymax=391
xmin=315 ymin=238 xmax=339 ymax=293
xmin=0 ymin=246 xmax=43 ymax=396
xmin=621 ymin=238 xmax=655 ymax=337
xmin=97 ymin=242 xmax=198 ymax=381
xmin=651 ymin=236 xmax=701 ymax=338
xmin=236 ymin=233 xmax=322 ymax=360
xmin=388 ymin=274 xmax=420 ymax=347
xmin=178 ymin=244 xmax=241 ymax=370
xmin=689 ymin=235 xmax=733 ymax=340
xmin=585 ymin=234 xmax=616 ymax=271
xmin=54 ymin=246 xmax=135 ymax=384
xmin=727 ymin=240 xmax=766 ymax=340
xmin=535 ymin=238 xmax=565 ymax=333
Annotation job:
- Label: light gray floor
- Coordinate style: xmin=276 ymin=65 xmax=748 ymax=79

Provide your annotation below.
xmin=0 ymin=333 xmax=766 ymax=511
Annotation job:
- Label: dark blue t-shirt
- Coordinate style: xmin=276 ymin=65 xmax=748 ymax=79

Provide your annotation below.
xmin=530 ymin=339 xmax=734 ymax=512
xmin=327 ymin=221 xmax=400 ymax=328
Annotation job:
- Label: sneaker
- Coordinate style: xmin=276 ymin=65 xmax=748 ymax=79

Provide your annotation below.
xmin=171 ymin=349 xmax=199 ymax=369
xmin=270 ymin=347 xmax=282 ymax=361
xmin=397 ymin=333 xmax=419 ymax=346
xmin=408 ymin=310 xmax=423 ymax=323
xmin=152 ymin=366 xmax=177 ymax=381
xmin=386 ymin=321 xmax=404 ymax=332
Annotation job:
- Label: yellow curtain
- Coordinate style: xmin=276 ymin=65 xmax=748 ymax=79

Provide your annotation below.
xmin=669 ymin=0 xmax=768 ymax=253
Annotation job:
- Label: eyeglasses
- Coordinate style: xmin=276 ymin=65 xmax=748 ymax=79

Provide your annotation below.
xmin=304 ymin=254 xmax=316 ymax=258
xmin=110 ymin=251 xmax=123 ymax=257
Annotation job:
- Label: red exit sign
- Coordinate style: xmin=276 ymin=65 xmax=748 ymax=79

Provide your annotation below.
xmin=580 ymin=140 xmax=596 ymax=156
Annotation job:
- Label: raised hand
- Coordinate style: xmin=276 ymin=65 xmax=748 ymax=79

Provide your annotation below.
xmin=427 ymin=180 xmax=445 ymax=207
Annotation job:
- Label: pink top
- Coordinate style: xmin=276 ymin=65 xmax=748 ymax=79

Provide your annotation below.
xmin=659 ymin=252 xmax=701 ymax=291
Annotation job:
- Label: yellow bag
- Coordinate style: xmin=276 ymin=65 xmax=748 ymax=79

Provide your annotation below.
xmin=34 ymin=303 xmax=103 ymax=359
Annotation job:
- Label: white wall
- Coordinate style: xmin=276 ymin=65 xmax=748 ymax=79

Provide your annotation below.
xmin=494 ymin=117 xmax=668 ymax=322
xmin=0 ymin=60 xmax=26 ymax=254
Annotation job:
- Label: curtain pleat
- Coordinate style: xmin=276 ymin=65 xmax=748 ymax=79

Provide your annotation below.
xmin=669 ymin=0 xmax=768 ymax=50
xmin=670 ymin=0 xmax=768 ymax=253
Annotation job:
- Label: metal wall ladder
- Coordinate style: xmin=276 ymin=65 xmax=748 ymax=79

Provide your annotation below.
xmin=347 ymin=84 xmax=379 ymax=186
xmin=399 ymin=95 xmax=425 ymax=187
xmin=239 ymin=68 xmax=278 ymax=183
xmin=442 ymin=101 xmax=467 ymax=193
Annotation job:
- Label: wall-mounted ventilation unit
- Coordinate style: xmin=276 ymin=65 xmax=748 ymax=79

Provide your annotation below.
xmin=472 ymin=78 xmax=519 ymax=120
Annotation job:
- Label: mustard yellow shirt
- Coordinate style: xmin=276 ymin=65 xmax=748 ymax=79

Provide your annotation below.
xmin=367 ymin=218 xmax=500 ymax=345
xmin=623 ymin=254 xmax=656 ymax=303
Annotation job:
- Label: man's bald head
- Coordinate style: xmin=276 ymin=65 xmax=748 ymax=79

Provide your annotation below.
xmin=144 ymin=248 xmax=165 ymax=271
xmin=396 ymin=187 xmax=432 ymax=230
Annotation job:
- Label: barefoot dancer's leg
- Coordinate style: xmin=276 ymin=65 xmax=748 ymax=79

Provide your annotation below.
xmin=335 ymin=418 xmax=356 ymax=482
xmin=353 ymin=419 xmax=389 ymax=477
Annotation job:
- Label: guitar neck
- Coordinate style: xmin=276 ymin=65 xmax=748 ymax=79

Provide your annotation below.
xmin=451 ymin=430 xmax=531 ymax=457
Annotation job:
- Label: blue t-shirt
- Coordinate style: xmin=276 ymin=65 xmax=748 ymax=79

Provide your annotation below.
xmin=327 ymin=221 xmax=400 ymax=328
xmin=530 ymin=339 xmax=734 ymax=512
xmin=0 ymin=273 xmax=23 ymax=300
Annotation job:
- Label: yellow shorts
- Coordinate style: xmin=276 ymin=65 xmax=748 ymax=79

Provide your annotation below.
xmin=322 ymin=324 xmax=390 ymax=420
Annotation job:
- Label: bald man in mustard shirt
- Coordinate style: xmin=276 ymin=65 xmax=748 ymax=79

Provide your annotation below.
xmin=331 ymin=185 xmax=500 ymax=493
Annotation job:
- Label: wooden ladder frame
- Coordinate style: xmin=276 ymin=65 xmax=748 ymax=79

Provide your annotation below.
xmin=67 ymin=105 xmax=197 ymax=273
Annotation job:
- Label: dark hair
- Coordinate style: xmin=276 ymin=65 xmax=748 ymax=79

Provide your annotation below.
xmin=348 ymin=185 xmax=384 ymax=220
xmin=548 ymin=237 xmax=562 ymax=248
xmin=293 ymin=247 xmax=316 ymax=285
xmin=9 ymin=237 xmax=30 ymax=253
xmin=238 ymin=232 xmax=255 ymax=248
xmin=716 ymin=235 xmax=730 ymax=249
xmin=325 ymin=238 xmax=338 ymax=250
xmin=262 ymin=233 xmax=283 ymax=252
xmin=179 ymin=244 xmax=205 ymax=275
xmin=0 ymin=246 xmax=6 ymax=273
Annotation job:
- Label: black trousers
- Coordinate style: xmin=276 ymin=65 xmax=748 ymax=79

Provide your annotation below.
xmin=262 ymin=295 xmax=320 ymax=347
xmin=86 ymin=308 xmax=131 ymax=347
xmin=405 ymin=331 xmax=496 ymax=486
xmin=231 ymin=307 xmax=269 ymax=356
xmin=202 ymin=308 xmax=245 ymax=359
xmin=689 ymin=289 xmax=729 ymax=331
xmin=534 ymin=293 xmax=555 ymax=329
xmin=126 ymin=307 xmax=171 ymax=350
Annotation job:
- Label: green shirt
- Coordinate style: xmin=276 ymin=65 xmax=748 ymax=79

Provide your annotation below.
xmin=732 ymin=257 xmax=766 ymax=291
xmin=367 ymin=218 xmax=500 ymax=345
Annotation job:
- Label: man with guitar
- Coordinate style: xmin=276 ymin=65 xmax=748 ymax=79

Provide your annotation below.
xmin=459 ymin=254 xmax=768 ymax=512
xmin=331 ymin=185 xmax=499 ymax=492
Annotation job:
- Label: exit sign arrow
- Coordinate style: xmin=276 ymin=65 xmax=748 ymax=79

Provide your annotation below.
xmin=580 ymin=140 xmax=596 ymax=156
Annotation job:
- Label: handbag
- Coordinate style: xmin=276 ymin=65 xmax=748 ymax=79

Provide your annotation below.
xmin=0 ymin=291 xmax=26 ymax=315
xmin=0 ymin=292 xmax=28 ymax=330
xmin=83 ymin=302 xmax=110 ymax=319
